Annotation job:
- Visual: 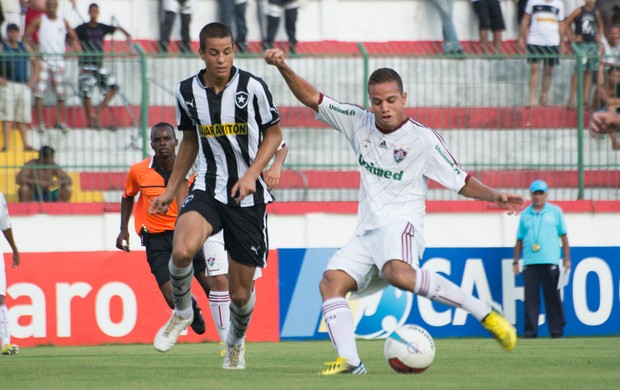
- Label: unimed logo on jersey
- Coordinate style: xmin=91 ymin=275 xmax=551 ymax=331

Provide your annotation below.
xmin=358 ymin=154 xmax=404 ymax=181
xmin=328 ymin=104 xmax=355 ymax=116
xmin=198 ymin=123 xmax=248 ymax=138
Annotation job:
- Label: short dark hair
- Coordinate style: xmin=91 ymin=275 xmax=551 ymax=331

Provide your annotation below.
xmin=150 ymin=122 xmax=176 ymax=139
xmin=7 ymin=23 xmax=19 ymax=31
xmin=39 ymin=145 xmax=55 ymax=160
xmin=199 ymin=22 xmax=233 ymax=51
xmin=368 ymin=68 xmax=404 ymax=94
xmin=89 ymin=3 xmax=98 ymax=10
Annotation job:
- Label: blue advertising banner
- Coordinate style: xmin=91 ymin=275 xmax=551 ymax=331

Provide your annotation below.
xmin=278 ymin=247 xmax=620 ymax=340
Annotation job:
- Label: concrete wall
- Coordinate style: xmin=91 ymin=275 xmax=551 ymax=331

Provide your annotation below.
xmin=2 ymin=210 xmax=619 ymax=253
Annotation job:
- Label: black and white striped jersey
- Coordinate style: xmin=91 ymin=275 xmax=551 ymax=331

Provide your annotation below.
xmin=176 ymin=66 xmax=280 ymax=207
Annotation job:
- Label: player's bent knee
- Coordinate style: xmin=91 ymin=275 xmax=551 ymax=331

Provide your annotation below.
xmin=171 ymin=246 xmax=198 ymax=265
xmin=229 ymin=289 xmax=251 ymax=307
xmin=319 ymin=271 xmax=352 ymax=299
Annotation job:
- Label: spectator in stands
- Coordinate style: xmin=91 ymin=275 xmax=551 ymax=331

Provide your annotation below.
xmin=16 ymin=145 xmax=72 ymax=202
xmin=0 ymin=1 xmax=23 ymax=39
xmin=159 ymin=0 xmax=192 ymax=53
xmin=0 ymin=190 xmax=21 ymax=356
xmin=601 ymin=24 xmax=620 ymax=68
xmin=470 ymin=0 xmax=505 ymax=54
xmin=23 ymin=0 xmax=79 ymax=133
xmin=218 ymin=0 xmax=249 ymax=53
xmin=591 ymin=66 xmax=620 ymax=150
xmin=513 ymin=180 xmax=570 ymax=339
xmin=0 ymin=23 xmax=38 ymax=152
xmin=24 ymin=0 xmax=75 ymax=45
xmin=75 ymin=3 xmax=132 ymax=129
xmin=264 ymin=0 xmax=298 ymax=53
xmin=430 ymin=0 xmax=465 ymax=56
xmin=518 ymin=0 xmax=567 ymax=107
xmin=565 ymin=0 xmax=604 ymax=109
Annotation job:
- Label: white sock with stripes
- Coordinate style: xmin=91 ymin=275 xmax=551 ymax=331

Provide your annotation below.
xmin=414 ymin=268 xmax=490 ymax=321
xmin=226 ymin=289 xmax=255 ymax=347
xmin=322 ymin=297 xmax=361 ymax=366
xmin=0 ymin=304 xmax=10 ymax=347
xmin=209 ymin=290 xmax=231 ymax=343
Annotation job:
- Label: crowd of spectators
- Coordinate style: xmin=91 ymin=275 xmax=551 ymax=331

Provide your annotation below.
xmin=0 ymin=0 xmax=619 ymax=164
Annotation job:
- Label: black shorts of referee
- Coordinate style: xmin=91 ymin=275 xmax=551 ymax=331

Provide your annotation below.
xmin=142 ymin=229 xmax=207 ymax=286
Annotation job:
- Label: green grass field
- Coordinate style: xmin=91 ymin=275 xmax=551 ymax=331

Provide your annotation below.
xmin=3 ymin=337 xmax=619 ymax=389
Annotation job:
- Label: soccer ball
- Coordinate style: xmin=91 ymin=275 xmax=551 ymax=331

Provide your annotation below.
xmin=384 ymin=324 xmax=435 ymax=374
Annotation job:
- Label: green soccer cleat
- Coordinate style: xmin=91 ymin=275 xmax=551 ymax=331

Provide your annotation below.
xmin=320 ymin=357 xmax=367 ymax=375
xmin=481 ymin=311 xmax=517 ymax=351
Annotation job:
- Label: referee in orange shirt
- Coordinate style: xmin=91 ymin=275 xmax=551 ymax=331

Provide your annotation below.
xmin=116 ymin=122 xmax=217 ymax=335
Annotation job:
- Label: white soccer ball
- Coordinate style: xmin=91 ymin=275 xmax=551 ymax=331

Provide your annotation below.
xmin=384 ymin=324 xmax=435 ymax=374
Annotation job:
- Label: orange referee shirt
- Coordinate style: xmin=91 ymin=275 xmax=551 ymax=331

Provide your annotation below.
xmin=123 ymin=157 xmax=178 ymax=235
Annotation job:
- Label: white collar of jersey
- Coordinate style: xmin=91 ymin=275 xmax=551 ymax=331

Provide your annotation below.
xmin=196 ymin=66 xmax=239 ymax=90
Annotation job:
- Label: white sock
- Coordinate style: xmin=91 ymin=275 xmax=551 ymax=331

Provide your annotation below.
xmin=226 ymin=289 xmax=255 ymax=346
xmin=168 ymin=260 xmax=194 ymax=319
xmin=209 ymin=290 xmax=231 ymax=343
xmin=414 ymin=269 xmax=491 ymax=321
xmin=322 ymin=297 xmax=361 ymax=366
xmin=0 ymin=304 xmax=10 ymax=347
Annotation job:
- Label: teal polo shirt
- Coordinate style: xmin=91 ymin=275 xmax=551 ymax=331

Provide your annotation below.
xmin=517 ymin=203 xmax=567 ymax=265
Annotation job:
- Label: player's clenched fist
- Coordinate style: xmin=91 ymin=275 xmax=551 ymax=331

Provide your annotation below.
xmin=264 ymin=48 xmax=285 ymax=66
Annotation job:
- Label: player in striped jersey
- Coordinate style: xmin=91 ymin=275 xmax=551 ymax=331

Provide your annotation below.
xmin=266 ymin=48 xmax=525 ymax=375
xmin=150 ymin=23 xmax=282 ymax=370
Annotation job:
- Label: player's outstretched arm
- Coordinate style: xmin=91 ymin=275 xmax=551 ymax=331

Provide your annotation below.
xmin=458 ymin=176 xmax=525 ymax=215
xmin=264 ymin=48 xmax=321 ymax=112
xmin=590 ymin=111 xmax=620 ymax=136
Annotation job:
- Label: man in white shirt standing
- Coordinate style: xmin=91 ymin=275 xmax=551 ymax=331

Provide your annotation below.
xmin=23 ymin=0 xmax=79 ymax=133
xmin=518 ymin=0 xmax=567 ymax=107
xmin=0 ymin=192 xmax=21 ymax=355
xmin=265 ymin=48 xmax=525 ymax=375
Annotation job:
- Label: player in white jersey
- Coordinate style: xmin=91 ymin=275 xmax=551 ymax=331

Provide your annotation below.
xmin=265 ymin=48 xmax=525 ymax=375
xmin=0 ymin=193 xmax=21 ymax=355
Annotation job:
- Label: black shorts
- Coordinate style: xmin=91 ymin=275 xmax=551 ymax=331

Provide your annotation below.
xmin=180 ymin=190 xmax=269 ymax=268
xmin=527 ymin=45 xmax=560 ymax=66
xmin=473 ymin=0 xmax=506 ymax=31
xmin=142 ymin=230 xmax=206 ymax=287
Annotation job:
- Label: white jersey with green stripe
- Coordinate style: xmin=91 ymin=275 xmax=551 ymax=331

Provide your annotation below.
xmin=316 ymin=94 xmax=469 ymax=237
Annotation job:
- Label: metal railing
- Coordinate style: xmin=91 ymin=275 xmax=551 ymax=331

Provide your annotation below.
xmin=0 ymin=43 xmax=618 ymax=203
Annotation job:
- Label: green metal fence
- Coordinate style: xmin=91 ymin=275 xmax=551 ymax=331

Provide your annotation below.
xmin=0 ymin=44 xmax=618 ymax=204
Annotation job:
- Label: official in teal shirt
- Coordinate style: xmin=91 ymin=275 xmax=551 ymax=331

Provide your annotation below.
xmin=513 ymin=180 xmax=571 ymax=338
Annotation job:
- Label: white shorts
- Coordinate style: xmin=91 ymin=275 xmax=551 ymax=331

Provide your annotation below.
xmin=326 ymin=219 xmax=424 ymax=294
xmin=0 ymin=81 xmax=32 ymax=123
xmin=203 ymin=231 xmax=262 ymax=280
xmin=0 ymin=256 xmax=6 ymax=295
xmin=35 ymin=61 xmax=66 ymax=99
